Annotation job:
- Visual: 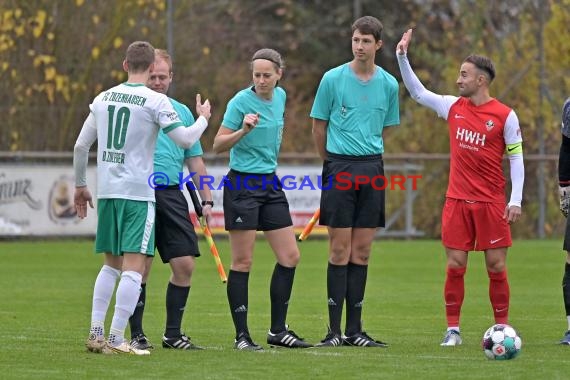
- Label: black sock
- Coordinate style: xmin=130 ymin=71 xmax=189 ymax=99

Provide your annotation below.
xmin=270 ymin=263 xmax=296 ymax=334
xmin=327 ymin=263 xmax=347 ymax=335
xmin=227 ymin=270 xmax=250 ymax=338
xmin=345 ymin=262 xmax=368 ymax=336
xmin=129 ymin=283 xmax=146 ymax=338
xmin=563 ymin=262 xmax=570 ymax=318
xmin=165 ymin=282 xmax=190 ymax=338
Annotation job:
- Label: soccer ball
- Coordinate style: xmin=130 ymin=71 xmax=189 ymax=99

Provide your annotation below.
xmin=482 ymin=324 xmax=522 ymax=360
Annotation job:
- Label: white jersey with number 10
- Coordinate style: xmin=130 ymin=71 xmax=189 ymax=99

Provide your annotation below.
xmin=90 ymin=82 xmax=183 ymax=201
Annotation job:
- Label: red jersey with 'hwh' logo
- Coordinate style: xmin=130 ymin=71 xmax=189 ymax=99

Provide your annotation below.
xmin=446 ymin=97 xmax=513 ymax=203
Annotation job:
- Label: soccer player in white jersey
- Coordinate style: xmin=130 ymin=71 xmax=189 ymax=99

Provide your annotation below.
xmin=73 ymin=41 xmax=211 ymax=355
xmin=396 ymin=29 xmax=524 ymax=346
xmin=128 ymin=49 xmax=214 ymax=351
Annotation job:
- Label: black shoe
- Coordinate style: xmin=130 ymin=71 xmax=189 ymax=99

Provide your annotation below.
xmin=130 ymin=333 xmax=154 ymax=350
xmin=234 ymin=332 xmax=263 ymax=351
xmin=267 ymin=327 xmax=313 ymax=348
xmin=315 ymin=327 xmax=343 ymax=347
xmin=162 ymin=334 xmax=203 ymax=350
xmin=343 ymin=331 xmax=388 ymax=347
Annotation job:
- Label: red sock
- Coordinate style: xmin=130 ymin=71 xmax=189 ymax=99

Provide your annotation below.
xmin=488 ymin=270 xmax=509 ymax=324
xmin=444 ymin=266 xmax=466 ymax=327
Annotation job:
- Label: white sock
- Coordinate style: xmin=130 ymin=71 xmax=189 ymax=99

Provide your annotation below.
xmin=91 ymin=265 xmax=121 ymax=333
xmin=108 ymin=271 xmax=142 ymax=346
xmin=447 ymin=327 xmax=460 ymax=333
xmin=567 ymin=316 xmax=570 ymax=331
xmin=89 ymin=321 xmax=104 ymax=338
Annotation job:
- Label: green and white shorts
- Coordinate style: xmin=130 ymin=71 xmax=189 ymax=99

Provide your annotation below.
xmin=95 ymin=198 xmax=155 ymax=256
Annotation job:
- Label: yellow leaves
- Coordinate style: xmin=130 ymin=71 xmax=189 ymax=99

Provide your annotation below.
xmin=128 ymin=18 xmax=135 ymax=27
xmin=545 ymin=0 xmax=570 ymax=69
xmin=71 ymin=82 xmax=87 ymax=92
xmin=27 ymin=67 xmax=72 ymax=103
xmin=2 ymin=10 xmax=15 ymax=30
xmin=32 ymin=10 xmax=47 ymax=38
xmin=55 ymin=75 xmax=71 ymax=102
xmin=33 ymin=54 xmax=55 ymax=68
xmin=53 ymin=76 xmax=65 ymax=91
xmin=2 ymin=8 xmax=20 ymax=25
xmin=15 ymin=24 xmax=25 ymax=36
xmin=1 ymin=62 xmax=8 ymax=72
xmin=92 ymin=46 xmax=100 ymax=60
xmin=75 ymin=0 xmax=85 ymax=6
xmin=92 ymin=15 xmax=100 ymax=25
xmin=44 ymin=83 xmax=55 ymax=103
xmin=10 ymin=131 xmax=19 ymax=152
xmin=111 ymin=69 xmax=126 ymax=82
xmin=1 ymin=12 xmax=16 ymax=53
xmin=0 ymin=8 xmax=23 ymax=53
xmin=0 ymin=35 xmax=15 ymax=52
xmin=44 ymin=66 xmax=56 ymax=81
xmin=202 ymin=46 xmax=210 ymax=56
xmin=113 ymin=37 xmax=123 ymax=49
xmin=25 ymin=50 xmax=73 ymax=103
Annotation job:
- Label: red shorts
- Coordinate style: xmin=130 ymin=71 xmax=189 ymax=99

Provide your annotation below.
xmin=441 ymin=198 xmax=512 ymax=251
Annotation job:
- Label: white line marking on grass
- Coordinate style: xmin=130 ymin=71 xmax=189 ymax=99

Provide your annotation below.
xmin=303 ymin=350 xmax=344 ymax=357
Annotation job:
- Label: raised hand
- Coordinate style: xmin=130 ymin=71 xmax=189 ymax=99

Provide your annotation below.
xmin=196 ymin=93 xmax=211 ymax=120
xmin=396 ymin=28 xmax=413 ymax=55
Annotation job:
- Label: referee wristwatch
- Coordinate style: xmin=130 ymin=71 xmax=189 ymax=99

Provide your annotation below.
xmin=202 ymin=200 xmax=214 ymax=207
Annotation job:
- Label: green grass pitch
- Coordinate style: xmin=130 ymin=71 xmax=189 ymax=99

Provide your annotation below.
xmin=0 ymin=239 xmax=568 ymax=379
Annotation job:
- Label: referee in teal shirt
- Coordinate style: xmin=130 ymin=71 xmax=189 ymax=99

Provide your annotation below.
xmin=311 ymin=16 xmax=400 ymax=348
xmin=213 ymin=48 xmax=312 ymax=351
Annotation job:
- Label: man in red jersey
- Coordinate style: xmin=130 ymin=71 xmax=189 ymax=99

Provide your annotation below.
xmin=396 ymin=29 xmax=525 ymax=346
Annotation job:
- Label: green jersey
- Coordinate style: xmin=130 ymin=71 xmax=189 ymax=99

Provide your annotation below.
xmin=154 ymin=97 xmax=203 ymax=186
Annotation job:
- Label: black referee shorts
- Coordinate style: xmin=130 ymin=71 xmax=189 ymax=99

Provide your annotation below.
xmin=155 ymin=186 xmax=200 ymax=263
xmin=320 ymin=152 xmax=385 ymax=228
xmin=223 ymin=169 xmax=293 ymax=231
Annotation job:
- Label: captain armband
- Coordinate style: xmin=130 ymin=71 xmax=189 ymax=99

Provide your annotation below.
xmin=505 ymin=142 xmax=522 ymax=155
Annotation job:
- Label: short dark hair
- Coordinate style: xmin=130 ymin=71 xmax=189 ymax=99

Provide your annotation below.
xmin=351 ymin=16 xmax=383 ymax=41
xmin=463 ymin=54 xmax=496 ymax=82
xmin=125 ymin=41 xmax=155 ymax=73
xmin=251 ymin=48 xmax=284 ymax=71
